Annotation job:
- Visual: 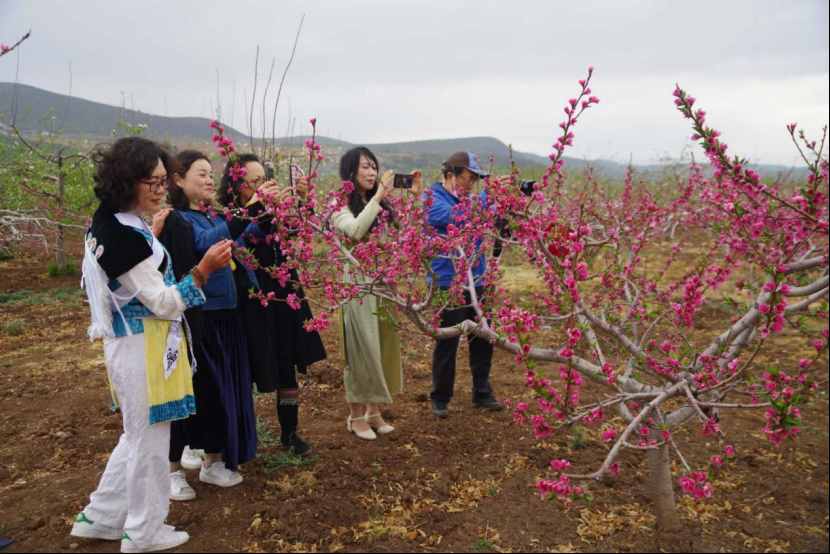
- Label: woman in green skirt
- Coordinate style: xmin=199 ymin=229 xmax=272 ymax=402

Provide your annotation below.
xmin=332 ymin=146 xmax=403 ymax=440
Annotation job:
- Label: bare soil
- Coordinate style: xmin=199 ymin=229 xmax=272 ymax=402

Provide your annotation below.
xmin=0 ymin=254 xmax=828 ymax=553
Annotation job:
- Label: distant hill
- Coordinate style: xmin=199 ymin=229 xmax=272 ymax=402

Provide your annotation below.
xmin=0 ymin=82 xmax=809 ymax=180
xmin=0 ymin=82 xmax=250 ymax=143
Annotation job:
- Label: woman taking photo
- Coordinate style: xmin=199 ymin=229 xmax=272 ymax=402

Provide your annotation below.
xmin=71 ymin=137 xmax=230 ymax=552
xmin=219 ymin=154 xmax=327 ymax=456
xmin=161 ymin=150 xmax=263 ymax=491
xmin=332 ymin=147 xmax=409 ymax=440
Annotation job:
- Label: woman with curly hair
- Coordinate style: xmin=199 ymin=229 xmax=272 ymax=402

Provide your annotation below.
xmin=70 ymin=137 xmax=231 ymax=552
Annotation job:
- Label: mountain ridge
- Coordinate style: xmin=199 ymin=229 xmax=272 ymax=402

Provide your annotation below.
xmin=0 ymin=82 xmax=809 ymax=179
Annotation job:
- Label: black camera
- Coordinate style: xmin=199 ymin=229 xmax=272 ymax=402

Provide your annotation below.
xmin=520 ymin=180 xmax=536 ymax=196
xmin=393 ymin=173 xmax=414 ymax=189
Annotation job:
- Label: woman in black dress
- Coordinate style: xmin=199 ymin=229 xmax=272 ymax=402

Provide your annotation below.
xmin=219 ymin=153 xmax=327 ymax=456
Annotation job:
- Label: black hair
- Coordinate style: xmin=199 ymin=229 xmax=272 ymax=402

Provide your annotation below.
xmin=169 ymin=150 xmax=211 ymax=210
xmin=92 ymin=137 xmax=173 ymax=212
xmin=339 ymin=146 xmax=394 ymax=220
xmin=219 ymin=153 xmax=261 ymax=207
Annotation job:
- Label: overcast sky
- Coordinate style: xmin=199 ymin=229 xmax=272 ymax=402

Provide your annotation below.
xmin=1 ymin=0 xmax=828 ymax=165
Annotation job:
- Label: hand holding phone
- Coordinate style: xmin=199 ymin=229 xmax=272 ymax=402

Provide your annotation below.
xmin=375 ymin=171 xmax=395 ymax=201
xmin=393 ymin=173 xmax=414 ymax=189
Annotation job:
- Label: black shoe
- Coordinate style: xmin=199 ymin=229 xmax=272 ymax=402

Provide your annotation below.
xmin=282 ymin=432 xmax=312 ymax=457
xmin=473 ymin=396 xmax=504 ymax=411
xmin=431 ymin=399 xmax=449 ymax=419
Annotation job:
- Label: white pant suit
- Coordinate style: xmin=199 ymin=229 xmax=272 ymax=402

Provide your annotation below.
xmin=80 ymin=210 xmax=205 ymax=548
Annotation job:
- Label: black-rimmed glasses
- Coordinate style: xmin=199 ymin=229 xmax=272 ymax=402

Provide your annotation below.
xmin=140 ymin=175 xmax=167 ymax=193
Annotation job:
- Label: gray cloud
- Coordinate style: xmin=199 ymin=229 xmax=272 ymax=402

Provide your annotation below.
xmin=1 ymin=0 xmax=827 ymax=165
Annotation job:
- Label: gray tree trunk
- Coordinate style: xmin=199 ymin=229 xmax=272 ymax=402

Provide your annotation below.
xmin=646 ymin=440 xmax=680 ymax=532
xmin=55 ymin=156 xmax=66 ymax=268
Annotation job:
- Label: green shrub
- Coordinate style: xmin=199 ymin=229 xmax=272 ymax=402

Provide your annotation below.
xmin=0 ymin=287 xmax=80 ymax=306
xmin=0 ymin=290 xmax=29 ymax=305
xmin=2 ymin=320 xmax=25 ymax=336
xmin=47 ymin=261 xmax=78 ymax=277
xmin=261 ymin=451 xmax=316 ymax=473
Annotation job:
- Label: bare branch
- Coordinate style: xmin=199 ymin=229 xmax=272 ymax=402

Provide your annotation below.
xmin=269 ymin=14 xmax=306 ymax=155
xmin=0 ymin=30 xmax=31 ymax=59
xmin=781 ymin=256 xmax=827 ymax=274
xmin=248 ymin=45 xmax=259 ymax=152
xmin=261 ymin=56 xmax=276 ymax=157
xmin=784 ymin=275 xmax=829 ymax=297
xmin=785 ymin=287 xmax=829 ymax=313
xmin=565 ymin=381 xmax=686 ymax=480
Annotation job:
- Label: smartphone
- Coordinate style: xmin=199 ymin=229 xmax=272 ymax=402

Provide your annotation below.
xmin=394 ymin=173 xmax=414 ymax=189
xmin=264 ymin=162 xmax=275 ymax=181
xmin=520 ymin=180 xmax=536 ymax=197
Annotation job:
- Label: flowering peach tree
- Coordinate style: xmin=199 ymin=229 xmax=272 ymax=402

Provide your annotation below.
xmin=210 ymin=68 xmax=828 ymax=529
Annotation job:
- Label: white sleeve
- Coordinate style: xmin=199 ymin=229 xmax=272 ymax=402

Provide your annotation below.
xmin=332 ymin=198 xmax=382 ymax=241
xmin=116 ymin=258 xmax=187 ymax=320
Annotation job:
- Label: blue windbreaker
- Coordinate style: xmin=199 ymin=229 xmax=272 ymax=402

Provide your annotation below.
xmin=423 ymin=182 xmax=487 ymax=288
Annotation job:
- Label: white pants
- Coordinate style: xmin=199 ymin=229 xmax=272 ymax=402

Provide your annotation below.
xmin=83 ymin=334 xmax=171 ymax=547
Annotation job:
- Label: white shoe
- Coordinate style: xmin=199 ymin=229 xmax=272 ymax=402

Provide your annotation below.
xmin=199 ymin=461 xmax=243 ymax=488
xmin=347 ymin=415 xmax=377 ymax=440
xmin=69 ymin=512 xmax=122 ymax=541
xmin=169 ymin=470 xmax=196 ymax=502
xmin=180 ymin=446 xmax=203 ymax=471
xmin=367 ymin=413 xmax=395 ymax=435
xmin=121 ymin=525 xmax=189 ymax=553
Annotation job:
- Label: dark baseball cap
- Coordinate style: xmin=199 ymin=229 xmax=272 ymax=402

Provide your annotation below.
xmin=444 ymin=151 xmax=489 ymax=178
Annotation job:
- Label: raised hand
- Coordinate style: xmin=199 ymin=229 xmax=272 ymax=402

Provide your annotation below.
xmin=199 ymin=239 xmax=233 ymax=275
xmin=151 ymin=207 xmax=173 ymax=237
xmin=375 ymin=170 xmax=395 ymax=202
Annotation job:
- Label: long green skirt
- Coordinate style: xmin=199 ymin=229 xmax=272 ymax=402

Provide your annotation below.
xmin=340 ymin=295 xmax=402 ymax=404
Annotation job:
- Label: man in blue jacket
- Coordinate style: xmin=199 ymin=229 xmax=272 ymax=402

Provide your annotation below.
xmin=424 ymin=151 xmax=503 ymax=418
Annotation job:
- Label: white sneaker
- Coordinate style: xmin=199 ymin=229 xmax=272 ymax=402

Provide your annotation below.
xmin=69 ymin=512 xmax=122 ymax=541
xmin=121 ymin=525 xmax=189 ymax=553
xmin=199 ymin=461 xmax=243 ymax=488
xmin=169 ymin=470 xmax=196 ymax=502
xmin=180 ymin=446 xmax=203 ymax=471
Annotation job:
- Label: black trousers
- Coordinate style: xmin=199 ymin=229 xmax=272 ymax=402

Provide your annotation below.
xmin=430 ymin=288 xmax=494 ymax=403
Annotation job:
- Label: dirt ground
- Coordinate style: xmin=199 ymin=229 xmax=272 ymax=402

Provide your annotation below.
xmin=0 ymin=253 xmax=828 ymax=553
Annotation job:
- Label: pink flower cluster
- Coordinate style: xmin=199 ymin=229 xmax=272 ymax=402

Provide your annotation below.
xmin=759 ymin=368 xmax=815 ymax=446
xmin=678 ymin=471 xmax=713 ymax=500
xmin=537 ymin=458 xmax=588 ymax=504
xmin=210 ymin=121 xmax=235 ymax=157
xmin=536 ymin=475 xmax=585 ymax=504
xmin=672 ymin=275 xmax=704 ymax=327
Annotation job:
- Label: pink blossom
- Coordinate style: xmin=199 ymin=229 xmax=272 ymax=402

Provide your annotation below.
xmin=549 ymin=459 xmax=571 ymax=472
xmin=702 ymin=418 xmax=721 ymax=436
xmin=286 ymin=293 xmax=301 ymax=311
xmin=679 ymin=471 xmax=713 ymax=500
